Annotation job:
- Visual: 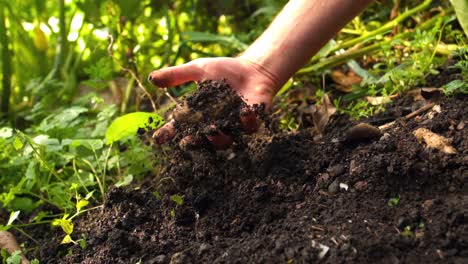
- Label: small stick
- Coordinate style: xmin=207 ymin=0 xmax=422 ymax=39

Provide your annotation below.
xmin=311 ymin=225 xmax=325 ymax=232
xmin=163 ymin=87 xmax=181 ymax=107
xmin=107 ymin=35 xmax=158 ymax=112
xmin=379 ymin=102 xmax=435 ymax=131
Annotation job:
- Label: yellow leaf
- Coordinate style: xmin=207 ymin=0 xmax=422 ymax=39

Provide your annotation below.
xmin=76 ymin=199 xmax=89 ymax=211
xmin=34 ymin=27 xmax=48 ymax=52
xmin=52 ymin=215 xmax=74 ymax=235
xmin=61 ymin=235 xmax=73 ymax=244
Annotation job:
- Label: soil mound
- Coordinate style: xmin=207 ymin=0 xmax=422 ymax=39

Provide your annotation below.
xmin=41 ymin=79 xmax=467 ymax=263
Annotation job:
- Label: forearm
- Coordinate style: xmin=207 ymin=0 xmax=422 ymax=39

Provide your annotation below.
xmin=240 ymin=0 xmax=373 ymax=90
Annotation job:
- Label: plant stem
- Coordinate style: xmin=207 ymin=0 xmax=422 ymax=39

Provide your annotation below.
xmin=0 ymin=6 xmax=12 ymax=115
xmin=298 ymin=10 xmax=445 ymax=74
xmin=326 ymin=0 xmax=433 ymax=55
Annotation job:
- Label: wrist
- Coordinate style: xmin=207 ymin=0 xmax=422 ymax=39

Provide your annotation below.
xmin=238 ymin=53 xmax=284 ymax=94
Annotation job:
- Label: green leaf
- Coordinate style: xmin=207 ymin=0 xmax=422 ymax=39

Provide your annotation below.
xmin=388 ymin=196 xmax=401 ymax=207
xmin=6 ymin=251 xmax=22 ymax=264
xmin=12 ymin=137 xmax=23 ymax=150
xmin=115 ymin=174 xmax=133 ymax=187
xmin=60 ymin=234 xmax=73 ymax=244
xmin=451 ymin=0 xmax=468 ymax=37
xmin=443 ymin=79 xmax=468 ymax=95
xmin=0 ymin=127 xmax=13 ymax=139
xmin=7 ymin=211 xmax=20 ymax=226
xmin=105 ymin=112 xmax=165 ymax=144
xmin=76 ymin=199 xmax=89 ymax=212
xmin=52 ymin=214 xmax=74 ymax=235
xmin=170 ymin=194 xmax=184 ymax=206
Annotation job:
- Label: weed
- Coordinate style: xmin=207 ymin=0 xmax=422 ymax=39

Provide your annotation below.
xmin=387 ymin=196 xmax=401 ymax=207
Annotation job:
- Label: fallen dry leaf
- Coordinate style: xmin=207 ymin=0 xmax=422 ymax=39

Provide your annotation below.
xmin=413 ymin=128 xmax=457 ymax=154
xmin=331 ymin=70 xmax=362 ymax=93
xmin=311 ymin=94 xmax=336 ymax=134
xmin=366 ymin=94 xmax=398 ymax=106
xmin=0 ymin=231 xmax=30 ymax=264
xmin=345 ymin=123 xmax=382 ymax=144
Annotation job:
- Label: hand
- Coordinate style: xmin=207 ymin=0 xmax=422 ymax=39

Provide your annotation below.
xmin=148 ymin=57 xmax=280 ymax=150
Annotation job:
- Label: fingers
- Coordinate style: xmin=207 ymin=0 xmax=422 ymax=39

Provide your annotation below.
xmin=240 ymin=108 xmax=259 ymax=134
xmin=148 ymin=62 xmax=204 ymax=87
xmin=206 ymin=126 xmax=233 ymax=150
xmin=152 ymin=120 xmax=176 ymax=144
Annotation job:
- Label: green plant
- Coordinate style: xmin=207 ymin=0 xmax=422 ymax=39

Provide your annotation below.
xmin=388 ymin=196 xmax=401 ymax=207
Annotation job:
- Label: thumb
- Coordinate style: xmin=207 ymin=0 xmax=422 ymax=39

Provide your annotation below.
xmin=148 ymin=61 xmax=204 ymax=87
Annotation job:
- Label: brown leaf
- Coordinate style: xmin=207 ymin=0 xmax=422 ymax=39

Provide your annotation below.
xmin=0 ymin=231 xmax=30 ymax=264
xmin=366 ymin=94 xmax=398 ymax=106
xmin=413 ymin=128 xmax=457 ymax=154
xmin=331 ymin=70 xmax=362 ymax=93
xmin=345 ymin=123 xmax=382 ymax=144
xmin=420 ymin=87 xmax=443 ymax=101
xmin=311 ymin=94 xmax=336 ymax=134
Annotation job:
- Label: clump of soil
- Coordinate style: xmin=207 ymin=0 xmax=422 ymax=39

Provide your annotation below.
xmin=33 ymin=70 xmax=467 ymax=263
xmin=169 ymin=79 xmax=261 ymax=149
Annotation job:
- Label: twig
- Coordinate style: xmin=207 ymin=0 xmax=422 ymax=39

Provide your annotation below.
xmin=311 ymin=225 xmax=325 ymax=232
xmin=378 ymin=102 xmax=435 ymax=130
xmin=107 ymin=35 xmax=157 ymax=112
xmin=163 ymin=88 xmax=181 ymax=107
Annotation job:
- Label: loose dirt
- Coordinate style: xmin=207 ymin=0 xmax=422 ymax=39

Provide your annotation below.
xmin=37 ymin=72 xmax=467 ymax=263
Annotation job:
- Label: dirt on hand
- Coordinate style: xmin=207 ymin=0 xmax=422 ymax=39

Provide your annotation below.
xmin=166 ymin=79 xmax=263 ymax=150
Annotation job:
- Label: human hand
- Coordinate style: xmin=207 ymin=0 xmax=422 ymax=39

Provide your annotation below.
xmin=148 ymin=57 xmax=280 ymax=150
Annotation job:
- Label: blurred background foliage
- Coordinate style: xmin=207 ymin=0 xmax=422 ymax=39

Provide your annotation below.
xmin=0 ymin=0 xmax=287 ymax=125
xmin=0 ymin=0 xmax=467 ymax=257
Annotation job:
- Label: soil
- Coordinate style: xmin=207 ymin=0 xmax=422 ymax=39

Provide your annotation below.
xmin=37 ymin=71 xmax=467 ymax=263
xmin=167 ymin=79 xmax=262 ymax=150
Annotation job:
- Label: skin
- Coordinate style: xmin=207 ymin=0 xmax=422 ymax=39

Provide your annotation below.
xmin=149 ymin=0 xmax=373 ymax=149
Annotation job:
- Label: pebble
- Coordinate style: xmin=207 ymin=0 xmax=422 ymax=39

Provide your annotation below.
xmin=423 ymin=199 xmax=434 ymax=211
xmin=328 ymin=179 xmax=340 ymax=194
xmin=170 ymin=252 xmax=190 ymax=264
xmin=199 ymin=243 xmax=211 ymax=255
xmin=152 ymin=255 xmax=167 ymax=264
xmin=354 ymin=181 xmax=368 ymax=191
xmin=327 ymin=164 xmax=345 ymax=177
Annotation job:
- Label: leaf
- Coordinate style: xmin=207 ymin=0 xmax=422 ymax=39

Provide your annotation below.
xmin=311 ymin=94 xmax=337 ymax=135
xmin=12 ymin=137 xmax=23 ymax=150
xmin=443 ymin=79 xmax=468 ymax=95
xmin=115 ymin=174 xmax=133 ymax=187
xmin=331 ymin=70 xmax=362 ymax=93
xmin=0 ymin=127 xmax=13 ymax=139
xmin=52 ymin=215 xmax=74 ymax=235
xmin=105 ymin=112 xmax=165 ymax=144
xmin=388 ymin=196 xmax=401 ymax=207
xmin=70 ymin=139 xmax=104 ymax=150
xmin=76 ymin=199 xmax=89 ymax=212
xmin=182 ymin=31 xmax=248 ymax=51
xmin=451 ymin=0 xmax=468 ymax=37
xmin=5 ymin=251 xmax=22 ymax=264
xmin=60 ymin=235 xmax=73 ymax=244
xmin=170 ymin=194 xmax=184 ymax=206
xmin=6 ymin=212 xmax=20 ymax=226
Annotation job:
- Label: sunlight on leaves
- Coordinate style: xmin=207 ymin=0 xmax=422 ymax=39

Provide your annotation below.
xmin=105 ymin=112 xmax=165 ymax=144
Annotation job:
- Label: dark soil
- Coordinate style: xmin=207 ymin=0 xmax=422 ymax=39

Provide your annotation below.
xmin=168 ymin=79 xmax=262 ymax=149
xmin=38 ymin=75 xmax=467 ymax=263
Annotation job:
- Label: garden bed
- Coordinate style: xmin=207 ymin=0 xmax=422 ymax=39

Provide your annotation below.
xmin=39 ymin=70 xmax=467 ymax=263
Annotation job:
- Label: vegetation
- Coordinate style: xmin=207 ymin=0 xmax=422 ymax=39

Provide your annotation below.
xmin=0 ymin=0 xmax=466 ymax=260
